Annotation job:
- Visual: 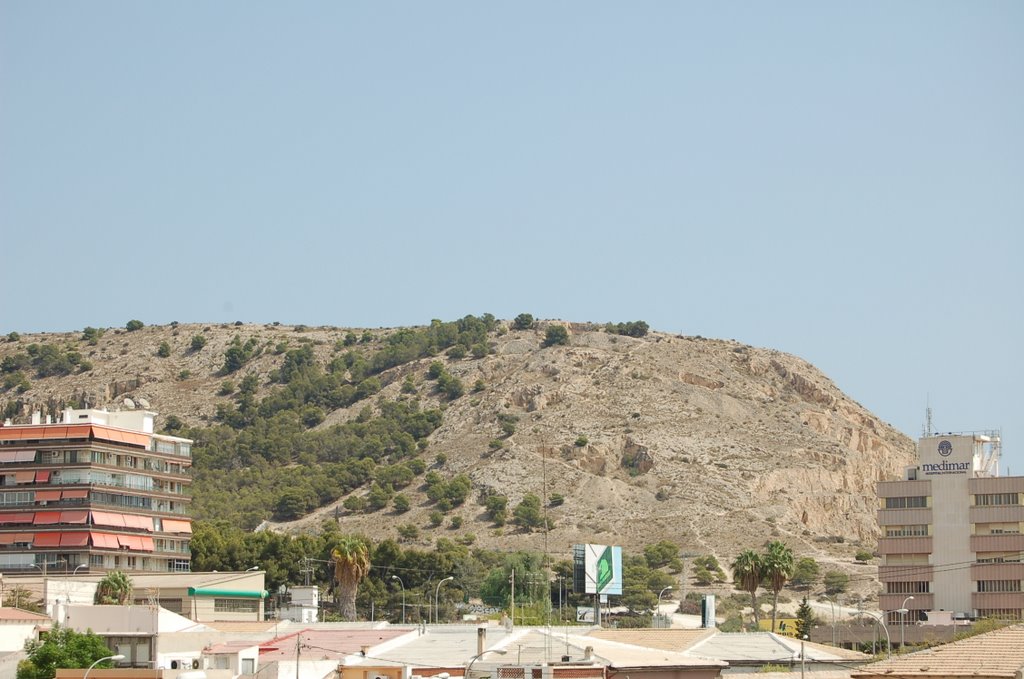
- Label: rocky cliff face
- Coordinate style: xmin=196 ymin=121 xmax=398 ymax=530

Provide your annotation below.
xmin=0 ymin=321 xmax=915 ymax=568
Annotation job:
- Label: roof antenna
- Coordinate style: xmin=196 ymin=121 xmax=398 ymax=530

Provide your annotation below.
xmin=922 ymin=397 xmax=933 ymax=437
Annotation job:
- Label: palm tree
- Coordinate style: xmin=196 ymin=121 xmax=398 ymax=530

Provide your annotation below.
xmin=762 ymin=540 xmax=795 ymax=632
xmin=332 ymin=536 xmax=371 ymax=621
xmin=731 ymin=549 xmax=763 ymax=627
xmin=94 ymin=570 xmax=133 ymax=605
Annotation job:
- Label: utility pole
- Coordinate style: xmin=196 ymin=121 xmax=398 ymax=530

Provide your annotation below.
xmin=509 ymin=568 xmax=515 ymax=628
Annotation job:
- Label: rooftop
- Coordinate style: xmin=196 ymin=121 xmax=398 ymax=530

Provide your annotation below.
xmin=851 ymin=624 xmax=1024 ymax=678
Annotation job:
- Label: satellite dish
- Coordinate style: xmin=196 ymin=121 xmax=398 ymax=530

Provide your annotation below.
xmin=123 ymin=398 xmax=135 ymax=409
xmin=138 ymin=398 xmax=150 ymax=409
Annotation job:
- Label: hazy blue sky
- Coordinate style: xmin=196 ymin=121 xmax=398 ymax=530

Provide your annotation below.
xmin=1 ymin=3 xmax=1021 ymax=470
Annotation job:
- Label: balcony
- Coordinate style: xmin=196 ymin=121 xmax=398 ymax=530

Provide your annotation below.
xmin=972 ymin=591 xmax=1024 ymax=610
xmin=878 ymin=508 xmax=932 ymax=526
xmin=971 ymin=561 xmax=1024 ymax=580
xmin=877 ymin=479 xmax=931 ymax=497
xmin=879 ymin=593 xmax=934 ymax=612
xmin=970 ymin=505 xmax=1024 ymax=524
xmin=878 ymin=536 xmax=933 ymax=555
xmin=879 ymin=564 xmax=933 ymax=582
xmin=971 ymin=534 xmax=1024 ymax=552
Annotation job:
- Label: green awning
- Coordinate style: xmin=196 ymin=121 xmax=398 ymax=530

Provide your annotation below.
xmin=187 ymin=587 xmax=268 ymax=599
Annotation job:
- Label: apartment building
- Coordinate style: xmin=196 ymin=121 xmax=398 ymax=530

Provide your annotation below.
xmin=0 ymin=408 xmax=192 ymax=574
xmin=877 ymin=432 xmax=1024 ymax=622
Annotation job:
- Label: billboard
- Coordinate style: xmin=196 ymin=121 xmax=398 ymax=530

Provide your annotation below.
xmin=578 ymin=544 xmax=622 ymax=596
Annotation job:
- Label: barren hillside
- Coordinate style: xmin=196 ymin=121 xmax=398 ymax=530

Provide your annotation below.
xmin=0 ymin=320 xmax=914 ymax=591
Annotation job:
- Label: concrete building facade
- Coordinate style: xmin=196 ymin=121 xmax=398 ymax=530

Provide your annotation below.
xmin=0 ymin=408 xmax=193 ymax=574
xmin=877 ymin=433 xmax=1024 ymax=622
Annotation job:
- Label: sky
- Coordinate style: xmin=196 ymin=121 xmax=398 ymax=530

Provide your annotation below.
xmin=1 ymin=3 xmax=1022 ymax=470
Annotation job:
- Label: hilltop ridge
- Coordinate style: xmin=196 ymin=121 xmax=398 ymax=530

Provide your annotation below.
xmin=0 ymin=319 xmax=914 ymax=587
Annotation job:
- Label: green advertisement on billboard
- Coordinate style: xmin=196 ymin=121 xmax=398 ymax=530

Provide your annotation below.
xmin=581 ymin=543 xmax=622 ymax=595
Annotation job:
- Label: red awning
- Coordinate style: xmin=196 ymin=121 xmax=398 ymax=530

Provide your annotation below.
xmin=162 ymin=519 xmax=192 ymax=534
xmin=61 ymin=510 xmax=88 ymax=524
xmin=61 ymin=489 xmax=89 ymax=499
xmin=15 ymin=471 xmax=34 ymax=484
xmin=0 ymin=534 xmax=14 ymax=545
xmin=117 ymin=534 xmax=144 ymax=550
xmin=34 ymin=471 xmax=50 ymax=483
xmin=33 ymin=533 xmax=61 ymax=547
xmin=60 ymin=532 xmax=89 ymax=547
xmin=0 ymin=513 xmax=35 ymax=525
xmin=91 ymin=511 xmax=126 ymax=528
xmin=89 ymin=532 xmax=120 ymax=549
xmin=123 ymin=514 xmax=154 ymax=531
xmin=138 ymin=535 xmax=154 ymax=551
xmin=33 ymin=512 xmax=61 ymax=525
xmin=34 ymin=490 xmax=62 ymax=502
xmin=13 ymin=532 xmax=34 ymax=542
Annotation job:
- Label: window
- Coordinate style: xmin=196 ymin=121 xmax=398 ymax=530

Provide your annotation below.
xmin=885 ymin=496 xmax=928 ymax=509
xmin=977 ymin=552 xmax=1024 ymax=564
xmin=976 ymin=493 xmax=1020 ymax=507
xmin=214 ymin=598 xmax=259 ymax=613
xmin=90 ymin=554 xmax=105 ymax=567
xmin=886 ymin=582 xmax=930 ymax=594
xmin=886 ymin=525 xmax=929 ymax=537
xmin=977 ymin=580 xmax=1021 ymax=593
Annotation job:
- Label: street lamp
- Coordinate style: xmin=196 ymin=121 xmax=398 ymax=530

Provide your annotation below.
xmin=465 ymin=649 xmax=507 ymax=679
xmin=84 ymin=654 xmax=125 ymax=678
xmin=851 ymin=610 xmax=891 ymax=659
xmin=822 ymin=594 xmax=837 ymax=646
xmin=657 ymin=586 xmax=673 ymax=623
xmin=898 ymin=596 xmax=915 ymax=651
xmin=246 ymin=566 xmax=260 ymax=572
xmin=392 ymin=575 xmax=406 ymax=624
xmin=434 ymin=576 xmax=454 ymax=624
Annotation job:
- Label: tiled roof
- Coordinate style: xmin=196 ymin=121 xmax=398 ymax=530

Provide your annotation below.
xmin=588 ymin=628 xmax=869 ymax=663
xmin=851 ymin=624 xmax=1024 ymax=678
xmin=548 ymin=630 xmax=726 ymax=669
xmin=0 ymin=606 xmax=50 ymax=622
xmin=586 ymin=628 xmax=715 ymax=651
xmin=258 ymin=628 xmax=413 ymax=663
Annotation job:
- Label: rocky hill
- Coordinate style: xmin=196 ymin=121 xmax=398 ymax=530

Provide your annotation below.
xmin=0 ymin=319 xmax=915 ymax=591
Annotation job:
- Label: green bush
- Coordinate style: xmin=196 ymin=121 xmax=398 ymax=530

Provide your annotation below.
xmin=823 ymin=570 xmax=849 ymax=594
xmin=157 ymin=341 xmax=171 ymax=358
xmin=512 ymin=313 xmax=535 ymax=330
xmin=81 ymin=327 xmax=104 ymax=344
xmin=429 ymin=510 xmax=444 ymax=527
xmin=548 ymin=493 xmax=564 ymax=507
xmin=393 ymin=494 xmax=411 ymax=513
xmin=6 ymin=332 xmax=20 ymax=342
xmin=855 ymin=549 xmax=874 ymax=563
xmin=190 ymin=334 xmax=207 ymax=351
xmin=605 ymin=321 xmax=650 ymax=337
xmin=125 ymin=319 xmax=144 ymax=331
xmin=574 ymin=435 xmax=588 ymax=447
xmin=542 ymin=325 xmax=569 ymax=347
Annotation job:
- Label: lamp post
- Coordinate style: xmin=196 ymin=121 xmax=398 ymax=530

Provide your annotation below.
xmin=392 ymin=575 xmax=405 ymax=624
xmin=84 ymin=654 xmax=125 ymax=679
xmin=657 ymin=586 xmax=673 ymax=625
xmin=465 ymin=649 xmax=507 ymax=679
xmin=899 ymin=596 xmax=915 ymax=651
xmin=246 ymin=566 xmax=260 ymax=572
xmin=822 ymin=594 xmax=837 ymax=646
xmin=852 ymin=610 xmax=891 ymax=659
xmin=435 ymin=576 xmax=454 ymax=624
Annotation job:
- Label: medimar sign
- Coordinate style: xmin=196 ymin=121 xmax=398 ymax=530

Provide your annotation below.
xmin=580 ymin=544 xmax=623 ymax=595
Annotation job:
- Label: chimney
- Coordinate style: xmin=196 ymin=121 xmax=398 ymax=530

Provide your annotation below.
xmin=477 ymin=626 xmax=486 ymax=655
xmin=31 ymin=411 xmax=41 ymax=425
